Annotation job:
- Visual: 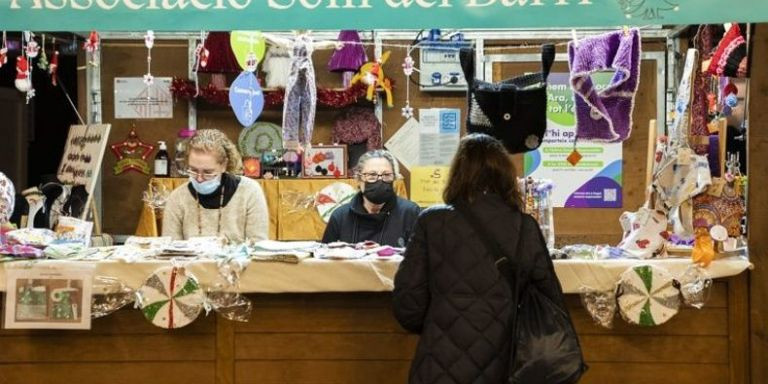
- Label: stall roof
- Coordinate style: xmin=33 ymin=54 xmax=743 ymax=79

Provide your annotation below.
xmin=0 ymin=0 xmax=767 ymax=31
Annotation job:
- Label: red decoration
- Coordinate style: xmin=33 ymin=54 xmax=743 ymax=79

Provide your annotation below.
xmin=111 ymin=130 xmax=155 ymax=175
xmin=170 ymin=77 xmax=373 ymax=109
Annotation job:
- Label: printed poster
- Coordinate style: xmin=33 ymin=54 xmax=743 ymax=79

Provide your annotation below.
xmin=524 ymin=73 xmax=623 ymax=208
xmin=114 ymin=77 xmax=173 ymax=119
xmin=418 ymin=108 xmax=460 ymax=166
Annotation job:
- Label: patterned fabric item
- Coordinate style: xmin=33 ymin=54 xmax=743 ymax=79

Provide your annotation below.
xmin=690 ymin=25 xmax=718 ymax=155
xmin=0 ymin=172 xmax=14 ymax=224
xmin=708 ymin=24 xmax=748 ymax=78
xmin=617 ymin=265 xmax=681 ymax=327
xmin=618 ymin=207 xmax=668 ymax=259
xmin=137 ymin=266 xmax=206 ymax=329
xmin=693 ymin=178 xmax=745 ymax=237
xmin=283 ymin=33 xmax=317 ymax=151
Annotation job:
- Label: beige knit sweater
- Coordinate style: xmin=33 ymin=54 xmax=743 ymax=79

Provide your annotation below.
xmin=162 ymin=177 xmax=268 ymax=243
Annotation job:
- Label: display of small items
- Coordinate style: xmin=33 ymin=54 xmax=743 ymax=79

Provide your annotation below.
xmin=258 ymin=149 xmax=301 ymax=179
xmin=302 ymin=145 xmax=347 ymax=179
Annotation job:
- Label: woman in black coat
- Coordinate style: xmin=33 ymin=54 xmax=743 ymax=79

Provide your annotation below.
xmin=393 ymin=134 xmax=569 ymax=384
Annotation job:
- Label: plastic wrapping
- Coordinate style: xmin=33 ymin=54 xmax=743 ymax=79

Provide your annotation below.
xmin=579 ymin=286 xmax=617 ymax=329
xmin=677 ymin=265 xmax=713 ymax=309
xmin=280 ymin=189 xmax=316 ymax=215
xmin=142 ymin=182 xmax=171 ymax=210
xmin=91 ymin=276 xmax=135 ymax=319
xmin=5 ymin=228 xmax=57 ymax=248
xmin=206 ymin=250 xmax=252 ymax=322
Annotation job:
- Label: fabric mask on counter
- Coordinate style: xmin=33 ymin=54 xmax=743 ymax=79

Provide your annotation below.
xmin=190 ymin=175 xmax=221 ymax=195
xmin=363 ymin=181 xmax=394 ymax=205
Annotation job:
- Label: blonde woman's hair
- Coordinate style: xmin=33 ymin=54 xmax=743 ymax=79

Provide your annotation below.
xmin=187 ymin=129 xmax=243 ymax=174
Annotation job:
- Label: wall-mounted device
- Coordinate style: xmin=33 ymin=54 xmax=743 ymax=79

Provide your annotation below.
xmin=418 ymin=30 xmax=470 ymax=92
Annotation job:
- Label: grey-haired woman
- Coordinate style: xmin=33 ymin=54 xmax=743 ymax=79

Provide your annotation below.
xmin=321 ymin=150 xmax=420 ymax=247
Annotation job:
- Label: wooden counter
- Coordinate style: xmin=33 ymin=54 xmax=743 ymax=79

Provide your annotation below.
xmin=0 ymin=273 xmax=748 ymax=384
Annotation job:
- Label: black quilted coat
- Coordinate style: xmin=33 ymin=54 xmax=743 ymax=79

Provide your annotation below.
xmin=393 ymin=194 xmax=567 ymax=384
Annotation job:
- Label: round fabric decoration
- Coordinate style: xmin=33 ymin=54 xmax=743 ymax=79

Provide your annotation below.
xmin=137 ymin=266 xmax=206 ymax=329
xmin=0 ymin=172 xmax=15 ymax=223
xmin=617 ymin=265 xmax=680 ymax=327
xmin=238 ymin=122 xmax=283 ymax=157
xmin=316 ymin=182 xmax=357 ymax=223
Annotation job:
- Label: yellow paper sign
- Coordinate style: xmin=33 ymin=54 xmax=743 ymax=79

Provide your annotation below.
xmin=410 ymin=166 xmax=450 ymax=207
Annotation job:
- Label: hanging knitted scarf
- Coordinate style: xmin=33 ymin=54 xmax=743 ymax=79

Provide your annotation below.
xmin=568 ymin=28 xmax=641 ymax=142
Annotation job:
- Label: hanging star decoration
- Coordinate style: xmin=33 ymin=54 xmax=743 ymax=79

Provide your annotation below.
xmin=111 ymin=130 xmax=156 ymax=175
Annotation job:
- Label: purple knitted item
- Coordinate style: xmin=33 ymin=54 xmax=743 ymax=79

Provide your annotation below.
xmin=328 ymin=30 xmax=368 ymax=73
xmin=568 ymin=29 xmax=641 ymax=142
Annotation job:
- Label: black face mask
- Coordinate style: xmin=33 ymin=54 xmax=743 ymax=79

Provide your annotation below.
xmin=363 ymin=181 xmax=395 ymax=205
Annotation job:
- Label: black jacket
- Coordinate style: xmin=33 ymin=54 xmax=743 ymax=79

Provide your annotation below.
xmin=393 ymin=194 xmax=567 ymax=384
xmin=322 ymin=193 xmax=421 ymax=247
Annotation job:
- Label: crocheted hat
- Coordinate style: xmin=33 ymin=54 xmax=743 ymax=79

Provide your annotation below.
xmin=708 ymin=24 xmax=747 ymax=78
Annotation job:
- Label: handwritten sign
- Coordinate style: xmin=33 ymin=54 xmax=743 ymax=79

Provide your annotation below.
xmin=410 ymin=166 xmax=450 ymax=207
xmin=57 ymin=124 xmax=111 ymax=219
xmin=229 ymin=71 xmax=265 ymax=127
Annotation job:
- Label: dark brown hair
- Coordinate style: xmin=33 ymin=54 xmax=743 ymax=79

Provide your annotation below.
xmin=443 ymin=133 xmax=523 ymax=210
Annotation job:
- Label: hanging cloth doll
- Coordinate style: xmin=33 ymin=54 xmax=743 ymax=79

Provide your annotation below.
xmin=328 ymin=30 xmax=368 ymax=88
xmin=568 ymin=28 xmax=641 ymax=142
xmin=264 ymin=31 xmax=341 ymax=152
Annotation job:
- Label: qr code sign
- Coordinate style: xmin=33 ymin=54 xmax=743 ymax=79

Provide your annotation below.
xmin=604 ymin=189 xmax=617 ymax=202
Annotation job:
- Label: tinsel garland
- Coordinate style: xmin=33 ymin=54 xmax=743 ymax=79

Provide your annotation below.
xmin=170 ymin=78 xmax=374 ymax=108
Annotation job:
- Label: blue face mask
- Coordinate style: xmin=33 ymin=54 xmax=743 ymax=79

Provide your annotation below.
xmin=189 ymin=175 xmax=221 ymax=195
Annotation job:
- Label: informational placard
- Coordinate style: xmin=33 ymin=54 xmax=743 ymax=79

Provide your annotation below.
xmin=419 ymin=108 xmax=460 ymax=166
xmin=114 ymin=77 xmax=173 ymax=119
xmin=385 ymin=117 xmax=421 ymax=171
xmin=4 ymin=264 xmax=94 ymax=330
xmin=57 ymin=124 xmax=111 ymax=220
xmin=524 ymin=73 xmax=623 ymax=208
xmin=410 ymin=166 xmax=450 ymax=208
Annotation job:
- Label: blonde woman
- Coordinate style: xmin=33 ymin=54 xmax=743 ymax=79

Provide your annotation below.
xmin=162 ymin=129 xmax=268 ymax=242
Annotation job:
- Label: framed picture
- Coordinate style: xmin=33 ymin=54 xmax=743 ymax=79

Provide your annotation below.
xmin=303 ymin=145 xmax=348 ymax=179
xmin=4 ymin=264 xmax=94 ymax=329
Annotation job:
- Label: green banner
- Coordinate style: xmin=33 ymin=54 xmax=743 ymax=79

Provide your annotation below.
xmin=0 ymin=0 xmax=767 ymax=31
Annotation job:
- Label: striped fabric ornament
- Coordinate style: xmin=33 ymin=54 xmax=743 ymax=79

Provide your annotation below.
xmin=617 ymin=265 xmax=681 ymax=327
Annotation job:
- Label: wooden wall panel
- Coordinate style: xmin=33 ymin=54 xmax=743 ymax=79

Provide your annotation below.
xmin=748 ymin=23 xmax=768 ymax=384
xmin=0 ymin=362 xmax=216 ymax=384
xmin=100 ymin=41 xmax=190 ymax=235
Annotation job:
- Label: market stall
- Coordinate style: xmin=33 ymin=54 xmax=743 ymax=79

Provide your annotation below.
xmin=0 ymin=2 xmax=767 ymax=384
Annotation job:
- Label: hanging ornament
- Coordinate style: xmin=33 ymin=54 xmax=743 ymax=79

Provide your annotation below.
xmin=229 ymin=71 xmax=264 ymax=127
xmin=25 ymin=33 xmax=39 ymax=59
xmin=111 ymin=129 xmax=155 ymax=175
xmin=37 ymin=34 xmax=48 ymax=71
xmin=83 ymin=30 xmax=99 ymax=66
xmin=401 ymin=50 xmax=415 ymax=119
xmin=15 ymin=56 xmax=31 ymax=93
xmin=229 ymin=31 xmax=266 ymax=72
xmin=49 ymin=44 xmax=59 ymax=86
xmin=195 ymin=31 xmax=210 ymax=69
xmin=136 ymin=266 xmax=206 ymax=329
xmin=0 ymin=31 xmax=7 ymax=68
xmin=579 ymin=287 xmax=617 ymax=329
xmin=350 ymin=51 xmax=394 ymax=107
xmin=143 ymin=30 xmax=155 ymax=87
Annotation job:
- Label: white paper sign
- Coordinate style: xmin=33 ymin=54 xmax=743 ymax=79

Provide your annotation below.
xmin=114 ymin=77 xmax=173 ymax=119
xmin=4 ymin=263 xmax=94 ymax=329
xmin=419 ymin=108 xmax=460 ymax=166
xmin=57 ymin=124 xmax=111 ymax=220
xmin=385 ymin=118 xmax=421 ymax=171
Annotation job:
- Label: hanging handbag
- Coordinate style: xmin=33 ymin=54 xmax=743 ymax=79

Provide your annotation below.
xmin=459 ymin=44 xmax=555 ymax=154
xmin=456 ymin=204 xmax=587 ymax=384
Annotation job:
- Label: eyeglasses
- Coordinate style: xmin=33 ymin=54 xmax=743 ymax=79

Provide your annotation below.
xmin=360 ymin=172 xmax=395 ymax=183
xmin=186 ymin=169 xmax=221 ymax=181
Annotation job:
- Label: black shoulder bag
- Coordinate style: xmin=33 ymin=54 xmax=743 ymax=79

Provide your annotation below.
xmin=456 ymin=204 xmax=587 ymax=384
xmin=459 ymin=44 xmax=555 ymax=154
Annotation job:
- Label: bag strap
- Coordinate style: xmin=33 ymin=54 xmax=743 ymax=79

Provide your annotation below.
xmin=540 ymin=43 xmax=555 ymax=81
